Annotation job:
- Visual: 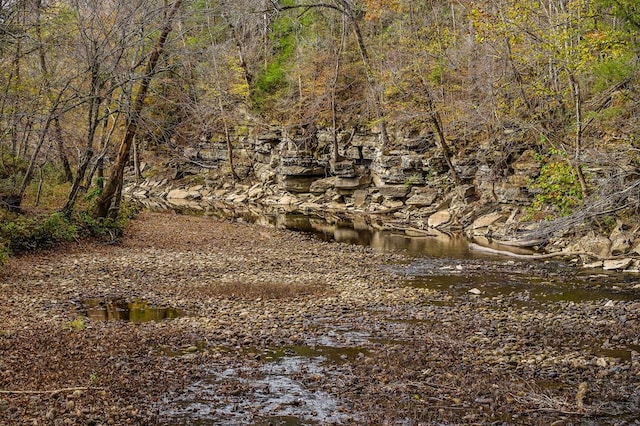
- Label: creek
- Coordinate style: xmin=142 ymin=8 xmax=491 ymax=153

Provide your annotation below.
xmin=129 ymin=201 xmax=640 ymax=425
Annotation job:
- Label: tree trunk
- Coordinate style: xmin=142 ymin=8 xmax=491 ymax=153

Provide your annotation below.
xmin=16 ymin=114 xmax=54 ymax=207
xmin=276 ymin=1 xmax=389 ymax=147
xmin=54 ymin=118 xmax=73 ymax=183
xmin=224 ymin=121 xmax=239 ymax=182
xmin=337 ymin=0 xmax=389 ymax=147
xmin=331 ymin=14 xmax=347 ymax=165
xmin=94 ymin=0 xmax=184 ymax=219
xmin=569 ymin=73 xmax=588 ymax=197
xmin=419 ymin=78 xmax=461 ymax=185
xmin=133 ymin=136 xmax=141 ymax=182
xmin=63 ymin=146 xmax=93 ymax=217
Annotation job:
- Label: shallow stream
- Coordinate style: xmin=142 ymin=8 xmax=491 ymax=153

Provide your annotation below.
xmin=133 ymin=203 xmax=640 ymax=424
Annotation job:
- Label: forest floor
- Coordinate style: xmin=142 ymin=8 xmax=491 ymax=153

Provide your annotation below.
xmin=1 ymin=212 xmax=639 ymax=425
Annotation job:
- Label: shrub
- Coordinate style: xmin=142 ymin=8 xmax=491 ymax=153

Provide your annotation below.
xmin=528 ymin=150 xmax=585 ymax=218
xmin=0 ymin=203 xmax=138 ymax=265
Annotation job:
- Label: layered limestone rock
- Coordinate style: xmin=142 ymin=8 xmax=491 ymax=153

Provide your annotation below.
xmin=121 ymin=124 xmax=640 ymax=271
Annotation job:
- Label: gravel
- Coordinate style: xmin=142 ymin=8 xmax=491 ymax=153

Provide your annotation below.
xmin=1 ymin=212 xmax=639 ymax=425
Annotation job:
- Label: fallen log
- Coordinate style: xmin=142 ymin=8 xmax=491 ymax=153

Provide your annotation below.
xmin=490 ymin=238 xmax=546 ymax=248
xmin=468 ymin=243 xmax=591 ymax=260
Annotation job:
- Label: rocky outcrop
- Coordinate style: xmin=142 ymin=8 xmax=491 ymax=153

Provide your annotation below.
xmin=123 ymin=124 xmax=640 ymax=272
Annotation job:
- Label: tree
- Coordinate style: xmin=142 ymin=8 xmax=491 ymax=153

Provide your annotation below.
xmin=269 ymin=0 xmax=389 ymax=145
xmin=95 ymin=0 xmax=185 ymax=219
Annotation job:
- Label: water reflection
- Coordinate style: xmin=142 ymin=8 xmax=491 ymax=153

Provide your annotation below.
xmin=137 ymin=200 xmax=640 ymax=303
xmin=400 ymin=260 xmax=640 ymax=304
xmin=137 ymin=199 xmax=473 ymax=257
xmin=83 ymin=298 xmax=183 ymax=323
xmin=276 ymin=213 xmax=471 ymax=257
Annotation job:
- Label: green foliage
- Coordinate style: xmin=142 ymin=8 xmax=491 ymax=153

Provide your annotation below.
xmin=529 ymin=151 xmax=584 ymax=218
xmin=84 ymin=177 xmax=104 ymax=202
xmin=251 ymin=3 xmax=317 ymax=110
xmin=76 ymin=201 xmax=138 ymax=239
xmin=66 ymin=317 xmax=86 ymax=331
xmin=252 ymin=16 xmax=297 ymax=109
xmin=0 ymin=241 xmax=10 ymax=265
xmin=0 ymin=211 xmax=77 ymax=253
xmin=0 ymin=154 xmax=28 ymax=194
xmin=595 ymin=0 xmax=640 ymax=30
xmin=0 ymin=202 xmax=138 ymax=265
xmin=404 ymin=173 xmax=423 ymax=186
xmin=592 ymin=53 xmax=635 ymax=92
xmin=89 ymin=372 xmax=99 ymax=385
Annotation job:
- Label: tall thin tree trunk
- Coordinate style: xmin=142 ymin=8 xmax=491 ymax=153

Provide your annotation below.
xmin=569 ymin=73 xmax=588 ymax=197
xmin=133 ymin=136 xmax=141 ymax=182
xmin=341 ymin=1 xmax=389 ymax=147
xmin=331 ymin=14 xmax=347 ymax=165
xmin=54 ymin=118 xmax=73 ymax=183
xmin=95 ymin=0 xmax=184 ymax=219
xmin=15 ymin=114 xmax=54 ymax=208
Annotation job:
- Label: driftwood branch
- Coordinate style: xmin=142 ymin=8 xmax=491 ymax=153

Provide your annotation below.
xmin=0 ymin=386 xmax=106 ymax=395
xmin=469 ymin=243 xmax=595 ymax=260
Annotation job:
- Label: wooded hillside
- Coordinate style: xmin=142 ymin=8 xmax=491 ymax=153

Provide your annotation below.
xmin=1 ymin=0 xmax=639 ymax=254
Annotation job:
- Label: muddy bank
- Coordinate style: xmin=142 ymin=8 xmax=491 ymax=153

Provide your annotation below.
xmin=1 ymin=212 xmax=639 ymax=425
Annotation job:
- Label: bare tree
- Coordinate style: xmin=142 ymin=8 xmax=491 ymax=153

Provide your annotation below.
xmin=95 ymin=0 xmax=185 ymax=219
xmin=271 ymin=0 xmax=389 ymax=146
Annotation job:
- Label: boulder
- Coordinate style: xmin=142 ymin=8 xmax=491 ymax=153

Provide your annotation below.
xmin=353 ymin=190 xmax=368 ymax=208
xmin=279 ymin=175 xmax=319 ymax=193
xmin=609 ymin=225 xmax=632 ymax=256
xmin=279 ymin=165 xmax=325 ymax=176
xmin=370 ymin=192 xmax=384 ymax=204
xmin=572 ymin=234 xmax=612 ymax=258
xmin=406 ymin=189 xmax=439 ymax=207
xmin=309 ymin=177 xmax=335 ymax=194
xmin=611 ymin=234 xmax=632 ymax=256
xmin=335 ymin=176 xmax=362 ymax=190
xmin=382 ymin=199 xmax=404 ymax=209
xmin=603 ymin=258 xmax=633 ymax=271
xmin=471 ymin=212 xmax=504 ymax=229
xmin=131 ymin=190 xmax=149 ymax=198
xmin=379 ymin=185 xmax=410 ymax=199
xmin=277 ymin=194 xmax=297 ymax=205
xmin=254 ymin=164 xmax=276 ymax=183
xmin=167 ymin=189 xmax=190 ymax=199
xmin=428 ymin=210 xmax=451 ymax=228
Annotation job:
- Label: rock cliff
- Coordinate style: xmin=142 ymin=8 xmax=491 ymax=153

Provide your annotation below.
xmin=124 ymin=125 xmax=640 ymax=271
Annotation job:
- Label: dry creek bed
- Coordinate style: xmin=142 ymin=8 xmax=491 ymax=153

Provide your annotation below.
xmin=0 ymin=212 xmax=639 ymax=425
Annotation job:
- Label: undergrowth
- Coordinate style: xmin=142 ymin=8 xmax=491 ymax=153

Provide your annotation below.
xmin=0 ymin=202 xmax=138 ymax=265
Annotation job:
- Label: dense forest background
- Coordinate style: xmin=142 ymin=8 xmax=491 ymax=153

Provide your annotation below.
xmin=0 ymin=0 xmax=639 ymax=257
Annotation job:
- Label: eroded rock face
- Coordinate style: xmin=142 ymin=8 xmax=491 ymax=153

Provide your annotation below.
xmin=123 ymin=125 xmax=640 ymax=271
xmin=279 ymin=175 xmax=320 ymax=193
xmin=309 ymin=177 xmax=335 ymax=194
xmin=378 ymin=185 xmax=410 ymax=199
